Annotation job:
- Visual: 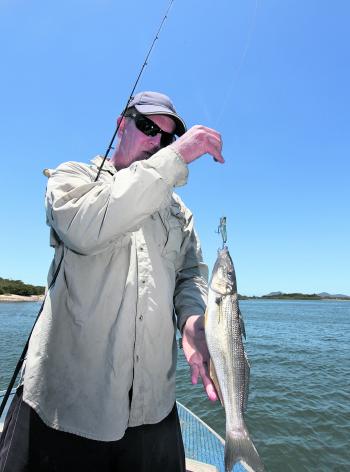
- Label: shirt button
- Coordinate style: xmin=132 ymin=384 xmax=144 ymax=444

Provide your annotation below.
xmin=139 ymin=315 xmax=143 ymax=321
xmin=136 ymin=355 xmax=139 ymax=362
xmin=139 ymin=247 xmax=144 ymax=251
xmin=142 ymin=280 xmax=146 ymax=284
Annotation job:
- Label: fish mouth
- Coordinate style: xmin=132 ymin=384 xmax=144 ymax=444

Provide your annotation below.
xmin=210 ymin=247 xmax=237 ymax=294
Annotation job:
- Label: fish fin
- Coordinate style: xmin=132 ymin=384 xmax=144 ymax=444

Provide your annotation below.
xmin=209 ymin=359 xmax=224 ymax=407
xmin=225 ymin=426 xmax=265 ymax=472
xmin=243 ymin=353 xmax=250 ymax=412
xmin=239 ymin=309 xmax=246 ymax=339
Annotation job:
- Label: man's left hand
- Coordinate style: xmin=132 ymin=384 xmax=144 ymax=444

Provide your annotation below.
xmin=181 ymin=315 xmax=218 ymax=402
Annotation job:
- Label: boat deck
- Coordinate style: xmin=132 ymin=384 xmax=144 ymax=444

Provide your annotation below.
xmin=177 ymin=401 xmax=246 ymax=472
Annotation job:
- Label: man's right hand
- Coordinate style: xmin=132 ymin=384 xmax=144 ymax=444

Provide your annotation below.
xmin=170 ymin=125 xmax=224 ymax=165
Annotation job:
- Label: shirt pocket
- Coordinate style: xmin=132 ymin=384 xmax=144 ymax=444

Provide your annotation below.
xmin=159 ymin=201 xmax=186 ymax=265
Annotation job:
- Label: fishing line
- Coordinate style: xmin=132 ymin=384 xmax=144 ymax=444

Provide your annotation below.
xmin=0 ymin=0 xmax=175 ymax=443
xmin=208 ymin=1 xmax=259 ymax=248
xmin=215 ymin=0 xmax=259 ymax=127
xmin=95 ymin=0 xmax=175 ymax=181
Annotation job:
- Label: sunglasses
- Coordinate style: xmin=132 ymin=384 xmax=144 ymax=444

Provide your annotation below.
xmin=127 ymin=111 xmax=176 ymax=147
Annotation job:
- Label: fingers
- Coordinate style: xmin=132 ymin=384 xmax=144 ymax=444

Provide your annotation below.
xmin=206 ymin=383 xmax=219 ymax=402
xmin=207 ymin=134 xmax=224 ymax=164
xmin=200 ymin=363 xmax=218 ymax=402
xmin=190 ymin=363 xmax=199 ymax=385
xmin=170 ymin=125 xmax=225 ymax=165
xmin=190 ymin=362 xmax=218 ymax=402
xmin=197 ymin=125 xmax=224 ymax=163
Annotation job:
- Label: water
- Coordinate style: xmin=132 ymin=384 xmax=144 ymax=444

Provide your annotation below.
xmin=177 ymin=300 xmax=350 ymax=472
xmin=1 ymin=300 xmax=349 ymax=471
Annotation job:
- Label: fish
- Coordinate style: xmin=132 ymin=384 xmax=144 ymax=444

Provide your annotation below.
xmin=205 ymin=246 xmax=265 ymax=472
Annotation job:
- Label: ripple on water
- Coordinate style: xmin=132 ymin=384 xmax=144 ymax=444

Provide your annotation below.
xmin=1 ymin=300 xmax=350 ymax=471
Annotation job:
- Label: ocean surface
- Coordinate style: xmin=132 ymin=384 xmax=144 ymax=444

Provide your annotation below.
xmin=0 ymin=300 xmax=349 ymax=471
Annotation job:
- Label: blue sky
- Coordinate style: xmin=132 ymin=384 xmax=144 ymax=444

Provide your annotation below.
xmin=1 ymin=0 xmax=349 ymax=296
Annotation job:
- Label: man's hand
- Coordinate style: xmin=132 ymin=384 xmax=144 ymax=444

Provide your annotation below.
xmin=181 ymin=314 xmax=218 ymax=402
xmin=170 ymin=125 xmax=224 ymax=165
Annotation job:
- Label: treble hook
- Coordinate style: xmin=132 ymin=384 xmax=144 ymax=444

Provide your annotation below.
xmin=216 ymin=216 xmax=227 ymax=248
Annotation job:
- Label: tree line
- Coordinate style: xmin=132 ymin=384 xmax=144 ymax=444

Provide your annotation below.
xmin=0 ymin=277 xmax=45 ymax=296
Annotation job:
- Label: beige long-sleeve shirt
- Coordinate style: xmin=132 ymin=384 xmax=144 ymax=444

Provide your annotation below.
xmin=23 ymin=147 xmax=208 ymax=441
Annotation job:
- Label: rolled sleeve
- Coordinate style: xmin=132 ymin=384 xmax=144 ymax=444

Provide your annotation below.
xmin=45 ymin=148 xmax=188 ymax=255
xmin=143 ymin=147 xmax=188 ymax=187
xmin=173 ymin=199 xmax=208 ymax=332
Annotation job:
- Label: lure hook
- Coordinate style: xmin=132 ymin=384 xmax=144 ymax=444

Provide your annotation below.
xmin=216 ymin=216 xmax=227 ymax=248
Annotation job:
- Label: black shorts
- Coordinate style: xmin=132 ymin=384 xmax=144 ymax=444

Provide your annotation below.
xmin=0 ymin=386 xmax=185 ymax=472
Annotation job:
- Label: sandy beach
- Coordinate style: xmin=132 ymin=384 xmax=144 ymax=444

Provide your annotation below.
xmin=0 ymin=294 xmax=44 ymax=303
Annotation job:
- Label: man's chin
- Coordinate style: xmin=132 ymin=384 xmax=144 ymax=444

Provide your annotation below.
xmin=142 ymin=150 xmax=158 ymax=160
xmin=132 ymin=149 xmax=159 ymax=162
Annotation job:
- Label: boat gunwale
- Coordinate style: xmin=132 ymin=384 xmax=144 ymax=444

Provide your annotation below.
xmin=176 ymin=400 xmax=225 ymax=445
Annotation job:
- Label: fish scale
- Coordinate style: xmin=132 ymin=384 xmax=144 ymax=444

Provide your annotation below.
xmin=205 ymin=246 xmax=265 ymax=472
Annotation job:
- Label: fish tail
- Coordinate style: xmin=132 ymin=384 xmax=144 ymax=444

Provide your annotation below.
xmin=225 ymin=426 xmax=265 ymax=472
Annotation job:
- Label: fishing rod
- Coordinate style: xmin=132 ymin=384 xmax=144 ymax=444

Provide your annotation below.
xmin=0 ymin=258 xmax=63 ymax=417
xmin=0 ymin=0 xmax=175 ymax=418
xmin=95 ymin=0 xmax=175 ymax=181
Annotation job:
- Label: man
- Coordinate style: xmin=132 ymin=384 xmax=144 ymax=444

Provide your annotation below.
xmin=0 ymin=91 xmax=224 ymax=471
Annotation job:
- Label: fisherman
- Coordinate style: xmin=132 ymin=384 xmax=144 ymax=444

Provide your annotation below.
xmin=0 ymin=91 xmax=224 ymax=471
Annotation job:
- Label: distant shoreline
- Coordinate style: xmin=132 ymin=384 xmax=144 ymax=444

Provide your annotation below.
xmin=239 ymin=296 xmax=350 ymax=302
xmin=0 ymin=294 xmax=348 ymax=304
xmin=0 ymin=294 xmax=44 ymax=303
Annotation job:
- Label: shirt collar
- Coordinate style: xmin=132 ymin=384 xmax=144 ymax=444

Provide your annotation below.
xmin=91 ymin=156 xmax=117 ymax=176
